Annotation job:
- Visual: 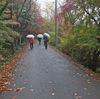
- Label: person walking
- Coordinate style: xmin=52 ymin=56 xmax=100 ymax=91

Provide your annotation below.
xmin=29 ymin=38 xmax=34 ymax=49
xmin=43 ymin=35 xmax=49 ymax=49
xmin=38 ymin=38 xmax=42 ymax=45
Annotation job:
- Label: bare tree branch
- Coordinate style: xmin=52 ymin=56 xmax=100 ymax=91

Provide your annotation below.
xmin=16 ymin=0 xmax=27 ymax=21
xmin=84 ymin=8 xmax=100 ymax=27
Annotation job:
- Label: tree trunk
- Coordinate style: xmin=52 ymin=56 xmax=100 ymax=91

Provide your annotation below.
xmin=16 ymin=0 xmax=27 ymax=21
xmin=19 ymin=37 xmax=22 ymax=45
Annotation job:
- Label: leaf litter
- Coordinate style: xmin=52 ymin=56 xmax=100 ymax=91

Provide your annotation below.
xmin=0 ymin=43 xmax=28 ymax=92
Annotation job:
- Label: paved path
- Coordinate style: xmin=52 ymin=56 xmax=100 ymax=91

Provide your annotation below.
xmin=0 ymin=41 xmax=100 ymax=99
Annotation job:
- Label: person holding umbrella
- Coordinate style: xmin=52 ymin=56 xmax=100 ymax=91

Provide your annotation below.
xmin=37 ymin=34 xmax=43 ymax=45
xmin=29 ymin=38 xmax=34 ymax=49
xmin=26 ymin=34 xmax=35 ymax=50
xmin=43 ymin=34 xmax=49 ymax=49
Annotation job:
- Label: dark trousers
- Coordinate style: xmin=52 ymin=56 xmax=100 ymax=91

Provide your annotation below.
xmin=44 ymin=41 xmax=47 ymax=49
xmin=39 ymin=41 xmax=41 ymax=45
xmin=30 ymin=43 xmax=33 ymax=49
xmin=38 ymin=38 xmax=41 ymax=45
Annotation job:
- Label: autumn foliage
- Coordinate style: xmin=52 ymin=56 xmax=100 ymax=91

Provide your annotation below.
xmin=0 ymin=43 xmax=28 ymax=92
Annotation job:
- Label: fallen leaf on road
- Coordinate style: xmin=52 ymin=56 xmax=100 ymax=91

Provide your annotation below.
xmin=0 ymin=88 xmax=3 ymax=92
xmin=79 ymin=74 xmax=82 ymax=76
xmin=87 ymin=81 xmax=90 ymax=84
xmin=12 ymin=78 xmax=14 ymax=80
xmin=78 ymin=96 xmax=82 ymax=98
xmin=75 ymin=96 xmax=79 ymax=99
xmin=31 ymin=89 xmax=34 ymax=92
xmin=75 ymin=96 xmax=82 ymax=99
xmin=49 ymin=82 xmax=52 ymax=84
xmin=84 ymin=88 xmax=87 ymax=90
xmin=86 ymin=74 xmax=89 ymax=76
xmin=26 ymin=67 xmax=29 ymax=69
xmin=24 ymin=82 xmax=26 ymax=84
xmin=15 ymin=87 xmax=25 ymax=92
xmin=0 ymin=44 xmax=28 ymax=91
xmin=30 ymin=85 xmax=32 ymax=87
xmin=24 ymin=79 xmax=27 ymax=81
xmin=20 ymin=75 xmax=22 ymax=77
xmin=4 ymin=88 xmax=12 ymax=91
xmin=12 ymin=96 xmax=17 ymax=99
xmin=74 ymin=93 xmax=77 ymax=95
xmin=16 ymin=88 xmax=21 ymax=92
xmin=13 ymin=89 xmax=16 ymax=91
xmin=87 ymin=93 xmax=90 ymax=95
xmin=93 ymin=79 xmax=97 ymax=81
xmin=73 ymin=75 xmax=76 ymax=78
xmin=4 ymin=81 xmax=11 ymax=85
xmin=44 ymin=90 xmax=47 ymax=92
xmin=12 ymin=81 xmax=15 ymax=83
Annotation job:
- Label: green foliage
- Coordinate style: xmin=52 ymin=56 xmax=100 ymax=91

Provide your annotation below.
xmin=48 ymin=32 xmax=55 ymax=46
xmin=92 ymin=0 xmax=100 ymax=6
xmin=0 ymin=20 xmax=22 ymax=67
xmin=58 ymin=25 xmax=100 ymax=71
xmin=74 ymin=26 xmax=100 ymax=52
xmin=44 ymin=0 xmax=100 ymax=72
xmin=0 ymin=0 xmax=41 ymax=69
xmin=96 ymin=68 xmax=100 ymax=73
xmin=25 ymin=20 xmax=41 ymax=27
xmin=0 ymin=21 xmax=20 ymax=38
xmin=44 ymin=20 xmax=55 ymax=32
xmin=20 ymin=7 xmax=27 ymax=17
xmin=0 ymin=1 xmax=9 ymax=16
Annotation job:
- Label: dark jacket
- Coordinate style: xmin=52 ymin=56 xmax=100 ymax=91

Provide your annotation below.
xmin=38 ymin=38 xmax=42 ymax=42
xmin=43 ymin=36 xmax=48 ymax=42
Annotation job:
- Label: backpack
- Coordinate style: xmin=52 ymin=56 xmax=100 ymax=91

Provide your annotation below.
xmin=44 ymin=36 xmax=48 ymax=42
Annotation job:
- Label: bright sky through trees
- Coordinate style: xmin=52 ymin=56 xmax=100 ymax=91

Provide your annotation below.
xmin=36 ymin=0 xmax=64 ymax=17
xmin=37 ymin=0 xmax=64 ymax=9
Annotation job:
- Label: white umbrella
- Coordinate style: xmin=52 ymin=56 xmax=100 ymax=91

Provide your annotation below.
xmin=44 ymin=33 xmax=50 ymax=38
xmin=37 ymin=34 xmax=43 ymax=38
xmin=26 ymin=34 xmax=35 ymax=38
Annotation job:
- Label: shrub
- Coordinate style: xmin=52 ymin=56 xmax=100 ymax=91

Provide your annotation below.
xmin=48 ymin=32 xmax=55 ymax=46
xmin=58 ymin=25 xmax=100 ymax=72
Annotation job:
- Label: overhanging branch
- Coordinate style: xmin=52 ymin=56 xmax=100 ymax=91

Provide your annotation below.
xmin=84 ymin=8 xmax=100 ymax=27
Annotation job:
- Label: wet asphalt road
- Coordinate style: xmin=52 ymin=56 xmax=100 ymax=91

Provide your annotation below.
xmin=0 ymin=41 xmax=100 ymax=99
